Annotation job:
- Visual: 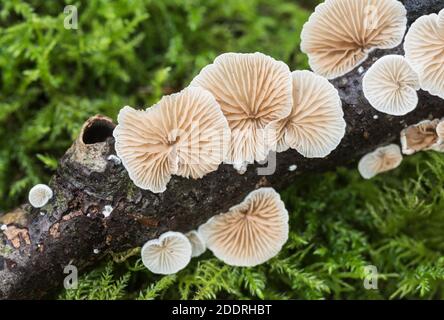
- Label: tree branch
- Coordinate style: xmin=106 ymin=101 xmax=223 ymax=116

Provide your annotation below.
xmin=1 ymin=0 xmax=443 ymax=299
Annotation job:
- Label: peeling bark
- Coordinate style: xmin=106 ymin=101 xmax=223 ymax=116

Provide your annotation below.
xmin=1 ymin=0 xmax=443 ymax=299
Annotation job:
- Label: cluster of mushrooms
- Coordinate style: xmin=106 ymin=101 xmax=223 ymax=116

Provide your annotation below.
xmin=18 ymin=0 xmax=444 ymax=275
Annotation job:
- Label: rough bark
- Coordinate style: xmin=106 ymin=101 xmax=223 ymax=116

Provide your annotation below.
xmin=1 ymin=0 xmax=443 ymax=300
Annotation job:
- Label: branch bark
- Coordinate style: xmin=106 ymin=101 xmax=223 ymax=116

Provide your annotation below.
xmin=1 ymin=0 xmax=443 ymax=299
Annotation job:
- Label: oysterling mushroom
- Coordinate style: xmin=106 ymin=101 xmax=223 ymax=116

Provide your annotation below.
xmin=400 ymin=120 xmax=439 ymax=155
xmin=363 ymin=55 xmax=420 ymax=116
xmin=199 ymin=188 xmax=289 ymax=267
xmin=404 ymin=9 xmax=444 ymax=99
xmin=358 ymin=144 xmax=403 ymax=179
xmin=28 ymin=184 xmax=53 ymax=208
xmin=267 ymin=70 xmax=345 ymax=157
xmin=190 ymin=52 xmax=292 ymax=170
xmin=301 ymin=0 xmax=407 ymax=79
xmin=141 ymin=231 xmax=192 ymax=275
xmin=186 ymin=230 xmax=206 ymax=258
xmin=113 ymin=87 xmax=230 ymax=193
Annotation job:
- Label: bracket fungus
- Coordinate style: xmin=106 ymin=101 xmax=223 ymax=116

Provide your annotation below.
xmin=113 ymin=87 xmax=230 ymax=193
xmin=198 ymin=188 xmax=289 ymax=267
xmin=185 ymin=230 xmax=206 ymax=258
xmin=28 ymin=184 xmax=53 ymax=208
xmin=301 ymin=0 xmax=407 ymax=79
xmin=358 ymin=144 xmax=403 ymax=179
xmin=141 ymin=231 xmax=192 ymax=275
xmin=400 ymin=119 xmax=440 ymax=155
xmin=190 ymin=52 xmax=292 ymax=169
xmin=404 ymin=9 xmax=444 ymax=99
xmin=267 ymin=70 xmax=345 ymax=157
xmin=363 ymin=55 xmax=420 ymax=116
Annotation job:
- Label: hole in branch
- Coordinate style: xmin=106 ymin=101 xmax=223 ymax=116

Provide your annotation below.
xmin=82 ymin=119 xmax=115 ymax=144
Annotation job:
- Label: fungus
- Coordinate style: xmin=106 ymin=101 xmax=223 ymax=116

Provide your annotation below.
xmin=404 ymin=10 xmax=444 ymax=99
xmin=113 ymin=87 xmax=230 ymax=193
xmin=400 ymin=120 xmax=439 ymax=155
xmin=107 ymin=154 xmax=121 ymax=165
xmin=102 ymin=205 xmax=113 ymax=218
xmin=363 ymin=55 xmax=420 ymax=116
xmin=267 ymin=70 xmax=345 ymax=157
xmin=436 ymin=120 xmax=444 ymax=144
xmin=1 ymin=224 xmax=7 ymax=231
xmin=198 ymin=188 xmax=289 ymax=267
xmin=301 ymin=0 xmax=407 ymax=79
xmin=93 ymin=249 xmax=100 ymax=254
xmin=190 ymin=52 xmax=292 ymax=168
xmin=141 ymin=231 xmax=192 ymax=275
xmin=186 ymin=230 xmax=206 ymax=258
xmin=288 ymin=164 xmax=297 ymax=172
xmin=28 ymin=184 xmax=53 ymax=208
xmin=439 ymin=9 xmax=444 ymax=28
xmin=358 ymin=144 xmax=403 ymax=179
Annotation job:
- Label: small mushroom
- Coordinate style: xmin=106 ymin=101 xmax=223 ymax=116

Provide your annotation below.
xmin=301 ymin=0 xmax=407 ymax=79
xmin=363 ymin=55 xmax=420 ymax=116
xmin=141 ymin=231 xmax=192 ymax=275
xmin=436 ymin=120 xmax=444 ymax=144
xmin=404 ymin=10 xmax=444 ymax=99
xmin=28 ymin=184 xmax=53 ymax=208
xmin=198 ymin=188 xmax=289 ymax=267
xmin=267 ymin=70 xmax=345 ymax=157
xmin=190 ymin=52 xmax=292 ymax=169
xmin=400 ymin=120 xmax=439 ymax=155
xmin=185 ymin=230 xmax=206 ymax=258
xmin=358 ymin=144 xmax=403 ymax=179
xmin=113 ymin=87 xmax=230 ymax=193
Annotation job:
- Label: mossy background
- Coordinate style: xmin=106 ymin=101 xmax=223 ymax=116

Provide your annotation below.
xmin=1 ymin=0 xmax=444 ymax=300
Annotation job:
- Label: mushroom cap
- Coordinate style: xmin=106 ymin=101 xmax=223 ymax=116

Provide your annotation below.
xmin=301 ymin=0 xmax=407 ymax=79
xmin=439 ymin=9 xmax=444 ymax=29
xmin=400 ymin=119 xmax=439 ymax=155
xmin=363 ymin=55 xmax=420 ymax=116
xmin=404 ymin=11 xmax=444 ymax=99
xmin=198 ymin=188 xmax=289 ymax=267
xmin=358 ymin=144 xmax=403 ymax=179
xmin=113 ymin=87 xmax=230 ymax=193
xmin=190 ymin=52 xmax=292 ymax=167
xmin=267 ymin=70 xmax=345 ymax=157
xmin=141 ymin=231 xmax=192 ymax=275
xmin=28 ymin=184 xmax=53 ymax=208
xmin=436 ymin=120 xmax=444 ymax=142
xmin=186 ymin=230 xmax=206 ymax=257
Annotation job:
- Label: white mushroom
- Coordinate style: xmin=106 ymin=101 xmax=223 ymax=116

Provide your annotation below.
xmin=436 ymin=120 xmax=444 ymax=144
xmin=400 ymin=120 xmax=439 ymax=155
xmin=438 ymin=9 xmax=444 ymax=29
xmin=185 ymin=230 xmax=206 ymax=258
xmin=404 ymin=10 xmax=444 ymax=99
xmin=363 ymin=55 xmax=420 ymax=116
xmin=113 ymin=87 xmax=230 ymax=193
xmin=141 ymin=231 xmax=192 ymax=275
xmin=198 ymin=188 xmax=289 ymax=267
xmin=301 ymin=0 xmax=407 ymax=79
xmin=102 ymin=205 xmax=113 ymax=218
xmin=358 ymin=144 xmax=403 ymax=179
xmin=267 ymin=70 xmax=346 ymax=157
xmin=190 ymin=52 xmax=292 ymax=169
xmin=28 ymin=184 xmax=53 ymax=208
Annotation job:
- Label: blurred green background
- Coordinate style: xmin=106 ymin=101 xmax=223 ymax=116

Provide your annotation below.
xmin=2 ymin=0 xmax=444 ymax=300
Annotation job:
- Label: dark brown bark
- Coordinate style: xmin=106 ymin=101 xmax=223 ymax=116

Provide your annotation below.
xmin=1 ymin=0 xmax=443 ymax=300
